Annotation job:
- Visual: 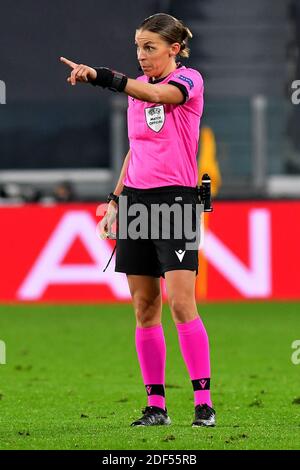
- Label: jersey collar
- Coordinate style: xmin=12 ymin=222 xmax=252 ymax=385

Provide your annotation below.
xmin=148 ymin=62 xmax=184 ymax=84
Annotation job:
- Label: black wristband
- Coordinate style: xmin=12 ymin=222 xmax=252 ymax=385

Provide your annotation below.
xmin=107 ymin=192 xmax=119 ymax=204
xmin=90 ymin=67 xmax=128 ymax=92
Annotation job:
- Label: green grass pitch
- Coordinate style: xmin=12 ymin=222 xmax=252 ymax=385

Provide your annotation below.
xmin=0 ymin=302 xmax=300 ymax=450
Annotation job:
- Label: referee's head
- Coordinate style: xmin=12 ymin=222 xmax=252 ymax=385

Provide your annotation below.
xmin=138 ymin=13 xmax=192 ymax=59
xmin=135 ymin=13 xmax=193 ymax=78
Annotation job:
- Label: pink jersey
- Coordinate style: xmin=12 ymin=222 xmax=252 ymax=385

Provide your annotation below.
xmin=123 ymin=65 xmax=204 ymax=189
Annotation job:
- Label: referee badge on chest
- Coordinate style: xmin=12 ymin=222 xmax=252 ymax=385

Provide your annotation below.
xmin=145 ymin=105 xmax=165 ymax=132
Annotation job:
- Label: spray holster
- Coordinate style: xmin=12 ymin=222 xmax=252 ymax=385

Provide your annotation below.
xmin=197 ymin=173 xmax=213 ymax=212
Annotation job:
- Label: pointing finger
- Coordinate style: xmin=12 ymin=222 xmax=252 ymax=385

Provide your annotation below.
xmin=60 ymin=56 xmax=78 ymax=69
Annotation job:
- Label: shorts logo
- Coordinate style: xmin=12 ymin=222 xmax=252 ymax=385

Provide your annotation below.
xmin=175 ymin=249 xmax=186 ymax=262
xmin=145 ymin=105 xmax=165 ymax=132
xmin=175 ymin=75 xmax=194 ymax=90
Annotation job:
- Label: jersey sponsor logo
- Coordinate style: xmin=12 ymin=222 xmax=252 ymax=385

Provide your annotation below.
xmin=145 ymin=105 xmax=165 ymax=132
xmin=175 ymin=74 xmax=194 ymax=90
xmin=175 ymin=249 xmax=186 ymax=262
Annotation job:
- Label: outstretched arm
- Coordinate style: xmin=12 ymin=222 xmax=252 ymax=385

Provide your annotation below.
xmin=60 ymin=56 xmax=184 ymax=105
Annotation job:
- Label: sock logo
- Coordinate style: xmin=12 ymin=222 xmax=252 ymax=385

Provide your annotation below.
xmin=192 ymin=378 xmax=210 ymax=391
xmin=199 ymin=379 xmax=207 ymax=389
xmin=145 ymin=384 xmax=165 ymax=397
xmin=175 ymin=249 xmax=186 ymax=262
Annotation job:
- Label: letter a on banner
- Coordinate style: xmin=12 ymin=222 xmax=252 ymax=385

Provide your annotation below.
xmin=18 ymin=211 xmax=129 ymax=300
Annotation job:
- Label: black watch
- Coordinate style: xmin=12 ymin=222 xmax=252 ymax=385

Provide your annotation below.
xmin=107 ymin=192 xmax=119 ymax=204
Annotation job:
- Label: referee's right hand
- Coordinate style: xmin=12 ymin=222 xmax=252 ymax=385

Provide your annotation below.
xmin=60 ymin=56 xmax=97 ymax=86
xmin=99 ymin=201 xmax=118 ymax=239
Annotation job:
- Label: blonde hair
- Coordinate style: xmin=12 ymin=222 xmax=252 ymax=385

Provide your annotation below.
xmin=138 ymin=13 xmax=193 ymax=58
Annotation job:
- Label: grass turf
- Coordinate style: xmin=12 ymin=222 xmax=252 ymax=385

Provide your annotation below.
xmin=0 ymin=302 xmax=300 ymax=450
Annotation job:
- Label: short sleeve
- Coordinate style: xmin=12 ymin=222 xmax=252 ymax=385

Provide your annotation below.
xmin=168 ymin=69 xmax=203 ymax=104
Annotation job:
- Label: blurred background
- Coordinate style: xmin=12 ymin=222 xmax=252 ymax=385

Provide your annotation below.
xmin=0 ymin=0 xmax=299 ymax=302
xmin=1 ymin=0 xmax=300 ymax=201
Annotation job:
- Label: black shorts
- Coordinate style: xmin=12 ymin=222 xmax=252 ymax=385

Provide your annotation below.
xmin=115 ymin=185 xmax=201 ymax=278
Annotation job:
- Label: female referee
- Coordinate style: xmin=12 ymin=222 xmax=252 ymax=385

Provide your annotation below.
xmin=60 ymin=13 xmax=215 ymax=428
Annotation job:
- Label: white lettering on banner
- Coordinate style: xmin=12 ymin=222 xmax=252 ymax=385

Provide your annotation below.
xmin=204 ymin=209 xmax=271 ymax=297
xmin=17 ymin=208 xmax=271 ymax=301
xmin=18 ymin=211 xmax=129 ymax=300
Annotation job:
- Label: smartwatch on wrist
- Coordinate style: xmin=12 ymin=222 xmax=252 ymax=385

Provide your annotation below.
xmin=107 ymin=192 xmax=119 ymax=204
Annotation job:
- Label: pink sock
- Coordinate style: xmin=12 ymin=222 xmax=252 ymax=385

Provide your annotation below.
xmin=135 ymin=324 xmax=166 ymax=410
xmin=176 ymin=317 xmax=212 ymax=407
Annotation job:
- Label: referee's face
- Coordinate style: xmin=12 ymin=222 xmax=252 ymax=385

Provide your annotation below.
xmin=135 ymin=30 xmax=180 ymax=79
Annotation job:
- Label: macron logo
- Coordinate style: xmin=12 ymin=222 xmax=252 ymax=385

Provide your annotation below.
xmin=175 ymin=250 xmax=186 ymax=262
xmin=199 ymin=379 xmax=207 ymax=389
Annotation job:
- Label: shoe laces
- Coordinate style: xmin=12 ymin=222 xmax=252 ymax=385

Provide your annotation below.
xmin=141 ymin=406 xmax=166 ymax=417
xmin=141 ymin=406 xmax=154 ymax=416
xmin=195 ymin=404 xmax=214 ymax=419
